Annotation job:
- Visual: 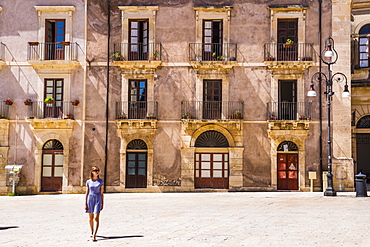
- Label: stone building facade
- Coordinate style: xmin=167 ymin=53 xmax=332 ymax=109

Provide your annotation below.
xmin=0 ymin=0 xmax=367 ymax=194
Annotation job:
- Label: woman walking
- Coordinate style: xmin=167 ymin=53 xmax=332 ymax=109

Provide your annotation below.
xmin=85 ymin=166 xmax=104 ymax=242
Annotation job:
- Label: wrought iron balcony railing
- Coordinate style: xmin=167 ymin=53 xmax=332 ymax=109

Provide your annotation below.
xmin=181 ymin=101 xmax=244 ymax=120
xmin=116 ymin=101 xmax=158 ymax=120
xmin=264 ymin=43 xmax=314 ymax=62
xmin=113 ymin=43 xmax=162 ymax=61
xmin=189 ymin=43 xmax=237 ymax=62
xmin=27 ymin=101 xmax=75 ymax=119
xmin=0 ymin=101 xmax=10 ymax=119
xmin=27 ymin=42 xmax=78 ymax=61
xmin=267 ymin=102 xmax=312 ymax=121
xmin=0 ymin=43 xmax=5 ymax=61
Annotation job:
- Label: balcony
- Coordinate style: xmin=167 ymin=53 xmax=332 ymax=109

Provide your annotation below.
xmin=181 ymin=101 xmax=244 ymax=121
xmin=113 ymin=43 xmax=162 ymax=70
xmin=116 ymin=101 xmax=158 ymax=129
xmin=0 ymin=101 xmax=10 ymax=120
xmin=189 ymin=43 xmax=237 ymax=70
xmin=264 ymin=43 xmax=314 ymax=71
xmin=0 ymin=42 xmax=5 ymax=68
xmin=267 ymin=102 xmax=312 ymax=130
xmin=27 ymin=42 xmax=79 ymax=72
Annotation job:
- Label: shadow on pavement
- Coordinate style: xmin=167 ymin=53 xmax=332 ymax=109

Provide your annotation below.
xmin=97 ymin=235 xmax=144 ymax=241
xmin=0 ymin=226 xmax=19 ymax=230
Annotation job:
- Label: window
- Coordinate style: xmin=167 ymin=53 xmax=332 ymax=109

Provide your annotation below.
xmin=129 ymin=20 xmax=149 ymax=60
xmin=202 ymin=20 xmax=223 ymax=60
xmin=44 ymin=79 xmax=64 ymax=118
xmin=45 ymin=20 xmax=66 ymax=60
xmin=203 ymin=80 xmax=222 ymax=119
xmin=128 ymin=79 xmax=147 ymax=119
xmin=359 ymin=24 xmax=370 ymax=68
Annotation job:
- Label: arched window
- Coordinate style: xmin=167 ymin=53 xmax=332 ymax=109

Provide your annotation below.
xmin=359 ymin=24 xmax=370 ymax=68
xmin=195 ymin=130 xmax=229 ymax=147
xmin=127 ymin=139 xmax=148 ymax=150
xmin=357 ymin=115 xmax=370 ymax=128
xmin=43 ymin=139 xmax=63 ymax=150
xmin=277 ymin=141 xmax=298 ymax=152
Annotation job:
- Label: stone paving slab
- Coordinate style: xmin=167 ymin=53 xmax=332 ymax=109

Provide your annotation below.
xmin=1 ymin=192 xmax=369 ymax=246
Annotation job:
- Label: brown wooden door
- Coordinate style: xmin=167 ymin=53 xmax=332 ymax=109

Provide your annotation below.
xmin=277 ymin=153 xmax=298 ymax=190
xmin=202 ymin=20 xmax=223 ymax=60
xmin=277 ymin=19 xmax=298 ymax=61
xmin=129 ymin=20 xmax=148 ymax=60
xmin=126 ymin=152 xmax=147 ymax=188
xmin=195 ymin=153 xmax=228 ymax=189
xmin=203 ymin=80 xmax=222 ymax=119
xmin=45 ymin=19 xmax=65 ymax=60
xmin=128 ymin=80 xmax=147 ymax=119
xmin=41 ymin=150 xmax=63 ymax=192
xmin=44 ymin=79 xmax=64 ymax=118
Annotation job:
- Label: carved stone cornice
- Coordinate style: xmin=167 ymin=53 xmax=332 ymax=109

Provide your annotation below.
xmin=28 ymin=119 xmax=74 ymax=129
xmin=114 ymin=61 xmax=162 ymax=70
xmin=264 ymin=61 xmax=314 ymax=74
xmin=189 ymin=61 xmax=237 ymax=72
xmin=117 ymin=119 xmax=157 ymax=130
xmin=28 ymin=60 xmax=79 ymax=73
xmin=181 ymin=119 xmax=242 ymax=136
xmin=267 ymin=120 xmax=310 ymax=130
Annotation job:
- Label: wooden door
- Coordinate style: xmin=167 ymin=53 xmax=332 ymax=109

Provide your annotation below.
xmin=41 ymin=150 xmax=63 ymax=192
xmin=45 ymin=20 xmax=65 ymax=60
xmin=195 ymin=153 xmax=228 ymax=189
xmin=202 ymin=20 xmax=223 ymax=60
xmin=128 ymin=80 xmax=147 ymax=119
xmin=277 ymin=19 xmax=298 ymax=61
xmin=129 ymin=20 xmax=148 ymax=60
xmin=277 ymin=153 xmax=298 ymax=190
xmin=278 ymin=80 xmax=296 ymax=120
xmin=203 ymin=80 xmax=222 ymax=119
xmin=126 ymin=152 xmax=147 ymax=188
xmin=44 ymin=79 xmax=64 ymax=118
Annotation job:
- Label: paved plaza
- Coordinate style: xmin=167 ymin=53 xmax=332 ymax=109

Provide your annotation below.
xmin=1 ymin=192 xmax=369 ymax=247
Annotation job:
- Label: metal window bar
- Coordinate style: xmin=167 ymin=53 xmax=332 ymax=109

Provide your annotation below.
xmin=116 ymin=101 xmax=158 ymax=120
xmin=263 ymin=43 xmax=314 ymax=62
xmin=181 ymin=101 xmax=244 ymax=120
xmin=113 ymin=43 xmax=162 ymax=61
xmin=27 ymin=43 xmax=78 ymax=61
xmin=267 ymin=102 xmax=312 ymax=121
xmin=188 ymin=43 xmax=237 ymax=62
xmin=28 ymin=101 xmax=75 ymax=119
xmin=0 ymin=43 xmax=5 ymax=61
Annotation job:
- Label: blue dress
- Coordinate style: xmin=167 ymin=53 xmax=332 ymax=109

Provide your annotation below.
xmin=86 ymin=179 xmax=104 ymax=214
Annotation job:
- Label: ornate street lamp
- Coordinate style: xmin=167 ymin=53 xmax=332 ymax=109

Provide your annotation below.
xmin=308 ymin=36 xmax=350 ymax=196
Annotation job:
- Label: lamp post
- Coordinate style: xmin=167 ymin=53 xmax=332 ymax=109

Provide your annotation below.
xmin=308 ymin=36 xmax=350 ymax=196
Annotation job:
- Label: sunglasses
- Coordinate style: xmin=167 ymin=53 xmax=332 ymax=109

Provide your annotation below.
xmin=92 ymin=170 xmax=100 ymax=172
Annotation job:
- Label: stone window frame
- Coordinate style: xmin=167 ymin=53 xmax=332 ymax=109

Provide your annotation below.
xmin=268 ymin=5 xmax=307 ymax=44
xmin=34 ymin=6 xmax=75 ymax=44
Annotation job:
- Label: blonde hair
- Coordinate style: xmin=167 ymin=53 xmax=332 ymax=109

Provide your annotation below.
xmin=90 ymin=166 xmax=100 ymax=179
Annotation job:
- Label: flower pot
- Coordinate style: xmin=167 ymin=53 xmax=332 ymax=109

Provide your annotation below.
xmin=24 ymin=99 xmax=33 ymax=105
xmin=5 ymin=101 xmax=13 ymax=105
xmin=71 ymin=100 xmax=79 ymax=106
xmin=283 ymin=43 xmax=293 ymax=48
xmin=28 ymin=42 xmax=39 ymax=46
xmin=60 ymin=41 xmax=70 ymax=46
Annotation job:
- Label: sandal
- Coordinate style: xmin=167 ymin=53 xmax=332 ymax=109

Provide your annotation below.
xmin=93 ymin=236 xmax=97 ymax=242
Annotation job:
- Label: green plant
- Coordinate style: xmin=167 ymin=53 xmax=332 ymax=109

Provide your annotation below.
xmin=113 ymin=52 xmax=121 ymax=59
xmin=44 ymin=97 xmax=54 ymax=103
xmin=153 ymin=50 xmax=159 ymax=59
xmin=0 ymin=114 xmax=7 ymax=119
xmin=286 ymin=39 xmax=293 ymax=44
xmin=235 ymin=110 xmax=241 ymax=115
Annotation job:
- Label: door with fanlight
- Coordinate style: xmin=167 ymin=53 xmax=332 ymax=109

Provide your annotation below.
xmin=41 ymin=140 xmax=64 ymax=192
xmin=126 ymin=139 xmax=148 ymax=188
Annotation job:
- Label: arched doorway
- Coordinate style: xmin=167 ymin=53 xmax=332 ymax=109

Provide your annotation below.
xmin=194 ymin=130 xmax=229 ymax=189
xmin=277 ymin=141 xmax=299 ymax=190
xmin=41 ymin=139 xmax=64 ymax=192
xmin=356 ymin=115 xmax=370 ymax=184
xmin=126 ymin=139 xmax=148 ymax=188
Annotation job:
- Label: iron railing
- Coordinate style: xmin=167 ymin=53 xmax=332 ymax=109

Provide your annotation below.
xmin=27 ymin=42 xmax=78 ymax=61
xmin=0 ymin=101 xmax=10 ymax=119
xmin=264 ymin=43 xmax=314 ymax=62
xmin=28 ymin=101 xmax=75 ymax=119
xmin=116 ymin=101 xmax=158 ymax=120
xmin=181 ymin=101 xmax=244 ymax=120
xmin=113 ymin=43 xmax=162 ymax=61
xmin=267 ymin=102 xmax=312 ymax=121
xmin=0 ymin=43 xmax=5 ymax=61
xmin=189 ymin=43 xmax=237 ymax=62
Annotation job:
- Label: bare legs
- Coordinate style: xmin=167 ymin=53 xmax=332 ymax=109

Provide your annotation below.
xmin=88 ymin=213 xmax=100 ymax=241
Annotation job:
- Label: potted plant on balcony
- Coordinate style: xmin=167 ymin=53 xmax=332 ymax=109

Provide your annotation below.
xmin=24 ymin=99 xmax=33 ymax=105
xmin=182 ymin=112 xmax=191 ymax=119
xmin=28 ymin=42 xmax=39 ymax=46
xmin=146 ymin=113 xmax=156 ymax=120
xmin=231 ymin=110 xmax=242 ymax=119
xmin=71 ymin=100 xmax=79 ymax=106
xmin=44 ymin=97 xmax=54 ymax=104
xmin=0 ymin=115 xmax=7 ymax=119
xmin=60 ymin=41 xmax=70 ymax=46
xmin=153 ymin=50 xmax=159 ymax=60
xmin=283 ymin=39 xmax=294 ymax=48
xmin=4 ymin=99 xmax=13 ymax=105
xmin=113 ymin=52 xmax=124 ymax=61
xmin=117 ymin=113 xmax=127 ymax=119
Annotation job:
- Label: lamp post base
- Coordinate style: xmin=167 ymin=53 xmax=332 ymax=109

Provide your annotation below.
xmin=324 ymin=188 xmax=337 ymax=196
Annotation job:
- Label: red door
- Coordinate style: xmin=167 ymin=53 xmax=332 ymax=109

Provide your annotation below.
xmin=41 ymin=150 xmax=63 ymax=192
xmin=277 ymin=153 xmax=298 ymax=190
xmin=195 ymin=153 xmax=228 ymax=189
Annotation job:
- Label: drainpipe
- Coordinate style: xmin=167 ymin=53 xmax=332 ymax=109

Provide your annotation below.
xmin=318 ymin=0 xmax=323 ymax=191
xmin=104 ymin=0 xmax=111 ymax=192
